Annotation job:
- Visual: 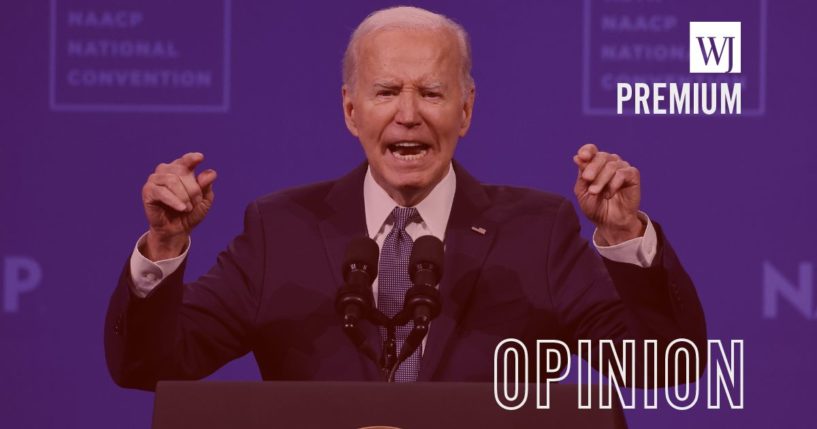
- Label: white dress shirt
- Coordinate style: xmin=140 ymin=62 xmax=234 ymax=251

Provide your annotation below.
xmin=129 ymin=163 xmax=658 ymax=299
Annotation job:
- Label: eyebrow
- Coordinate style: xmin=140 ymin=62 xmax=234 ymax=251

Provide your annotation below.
xmin=371 ymin=81 xmax=447 ymax=91
xmin=420 ymin=83 xmax=445 ymax=92
xmin=373 ymin=81 xmax=401 ymax=89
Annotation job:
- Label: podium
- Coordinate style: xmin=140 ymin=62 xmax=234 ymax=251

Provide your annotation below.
xmin=153 ymin=381 xmax=626 ymax=428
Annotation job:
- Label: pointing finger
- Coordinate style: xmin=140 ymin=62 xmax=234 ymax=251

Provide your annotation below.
xmin=573 ymin=154 xmax=588 ymax=169
xmin=581 ymin=151 xmax=610 ymax=181
xmin=576 ymin=143 xmax=598 ymax=163
xmin=172 ymin=152 xmax=205 ymax=171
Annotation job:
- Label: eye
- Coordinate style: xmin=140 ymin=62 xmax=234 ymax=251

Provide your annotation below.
xmin=423 ymin=91 xmax=442 ymax=99
xmin=376 ymin=89 xmax=397 ymax=97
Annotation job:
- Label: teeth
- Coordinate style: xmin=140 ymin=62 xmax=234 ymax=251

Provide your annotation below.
xmin=387 ymin=141 xmax=429 ymax=161
xmin=391 ymin=148 xmax=428 ymax=161
xmin=393 ymin=142 xmax=424 ymax=148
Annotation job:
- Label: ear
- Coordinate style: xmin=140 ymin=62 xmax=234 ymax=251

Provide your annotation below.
xmin=458 ymin=85 xmax=476 ymax=137
xmin=342 ymin=84 xmax=359 ymax=137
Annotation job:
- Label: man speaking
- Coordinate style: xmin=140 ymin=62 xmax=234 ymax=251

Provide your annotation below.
xmin=105 ymin=6 xmax=705 ymax=389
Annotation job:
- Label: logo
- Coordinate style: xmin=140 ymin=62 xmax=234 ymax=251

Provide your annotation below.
xmin=493 ymin=339 xmax=744 ymax=410
xmin=613 ymin=19 xmax=745 ymax=115
xmin=690 ymin=22 xmax=741 ymax=73
xmin=582 ymin=0 xmax=766 ymax=116
xmin=49 ymin=0 xmax=231 ymax=112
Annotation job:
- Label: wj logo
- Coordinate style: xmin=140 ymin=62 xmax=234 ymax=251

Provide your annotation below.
xmin=690 ymin=22 xmax=741 ymax=74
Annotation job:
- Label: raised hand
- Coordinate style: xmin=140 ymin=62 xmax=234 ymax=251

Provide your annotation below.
xmin=141 ymin=152 xmax=217 ymax=261
xmin=573 ymin=144 xmax=645 ymax=245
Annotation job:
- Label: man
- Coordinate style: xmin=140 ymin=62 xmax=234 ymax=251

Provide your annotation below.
xmin=105 ymin=6 xmax=705 ymax=390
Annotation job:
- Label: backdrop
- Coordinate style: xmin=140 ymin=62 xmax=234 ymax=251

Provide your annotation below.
xmin=1 ymin=0 xmax=814 ymax=427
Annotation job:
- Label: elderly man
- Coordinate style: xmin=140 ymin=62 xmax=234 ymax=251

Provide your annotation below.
xmin=105 ymin=6 xmax=705 ymax=389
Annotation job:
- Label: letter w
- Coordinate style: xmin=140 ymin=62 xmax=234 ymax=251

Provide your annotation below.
xmin=696 ymin=37 xmax=734 ymax=72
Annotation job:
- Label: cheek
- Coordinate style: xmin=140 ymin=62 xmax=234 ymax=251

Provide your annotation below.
xmin=358 ymin=109 xmax=391 ymax=138
xmin=424 ymin=106 xmax=464 ymax=135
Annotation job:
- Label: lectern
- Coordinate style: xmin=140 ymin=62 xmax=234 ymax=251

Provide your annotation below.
xmin=152 ymin=381 xmax=626 ymax=428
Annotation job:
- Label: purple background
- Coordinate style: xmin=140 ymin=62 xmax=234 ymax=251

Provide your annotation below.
xmin=1 ymin=0 xmax=814 ymax=427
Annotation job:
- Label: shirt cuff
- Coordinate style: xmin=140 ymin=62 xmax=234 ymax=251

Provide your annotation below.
xmin=128 ymin=232 xmax=190 ymax=298
xmin=592 ymin=212 xmax=657 ymax=268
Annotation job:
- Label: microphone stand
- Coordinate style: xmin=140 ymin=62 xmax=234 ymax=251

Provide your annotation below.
xmin=358 ymin=308 xmax=427 ymax=382
xmin=339 ymin=312 xmax=379 ymax=366
xmin=340 ymin=300 xmax=435 ymax=382
xmin=386 ymin=321 xmax=428 ymax=382
xmin=381 ymin=324 xmax=398 ymax=380
xmin=362 ymin=308 xmax=396 ymax=380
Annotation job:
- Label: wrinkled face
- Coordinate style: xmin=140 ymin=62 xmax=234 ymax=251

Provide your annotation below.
xmin=343 ymin=28 xmax=475 ymax=203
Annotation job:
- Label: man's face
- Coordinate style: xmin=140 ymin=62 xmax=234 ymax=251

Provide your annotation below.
xmin=342 ymin=28 xmax=475 ymax=203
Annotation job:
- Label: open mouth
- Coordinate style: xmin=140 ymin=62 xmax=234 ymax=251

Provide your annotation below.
xmin=387 ymin=142 xmax=430 ymax=161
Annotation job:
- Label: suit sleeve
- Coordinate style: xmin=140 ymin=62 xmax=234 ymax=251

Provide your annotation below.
xmin=104 ymin=202 xmax=266 ymax=391
xmin=545 ymin=199 xmax=707 ymax=386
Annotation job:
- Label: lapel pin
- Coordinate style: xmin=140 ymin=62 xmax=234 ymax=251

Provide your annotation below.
xmin=471 ymin=226 xmax=487 ymax=235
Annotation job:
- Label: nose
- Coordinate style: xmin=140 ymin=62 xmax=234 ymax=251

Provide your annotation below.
xmin=394 ymin=91 xmax=421 ymax=129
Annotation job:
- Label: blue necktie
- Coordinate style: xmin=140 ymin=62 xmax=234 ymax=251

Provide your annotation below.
xmin=378 ymin=206 xmax=422 ymax=382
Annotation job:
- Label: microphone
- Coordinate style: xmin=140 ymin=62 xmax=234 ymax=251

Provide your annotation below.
xmin=403 ymin=235 xmax=444 ymax=327
xmin=335 ymin=236 xmax=379 ymax=364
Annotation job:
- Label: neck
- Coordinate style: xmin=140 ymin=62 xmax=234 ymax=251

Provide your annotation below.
xmin=371 ymin=172 xmax=445 ymax=208
xmin=369 ymin=163 xmax=452 ymax=207
xmin=386 ymin=186 xmax=433 ymax=207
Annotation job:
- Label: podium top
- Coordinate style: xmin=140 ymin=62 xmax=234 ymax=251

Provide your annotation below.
xmin=152 ymin=381 xmax=626 ymax=429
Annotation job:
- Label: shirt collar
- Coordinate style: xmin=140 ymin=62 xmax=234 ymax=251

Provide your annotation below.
xmin=364 ymin=163 xmax=456 ymax=241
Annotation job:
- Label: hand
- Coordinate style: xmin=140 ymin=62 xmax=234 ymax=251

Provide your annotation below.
xmin=141 ymin=152 xmax=217 ymax=260
xmin=573 ymin=144 xmax=644 ymax=245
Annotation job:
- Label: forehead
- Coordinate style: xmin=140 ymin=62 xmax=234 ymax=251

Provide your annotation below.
xmin=356 ymin=28 xmax=461 ymax=83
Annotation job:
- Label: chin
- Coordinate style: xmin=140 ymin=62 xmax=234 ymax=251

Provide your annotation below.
xmin=372 ymin=157 xmax=448 ymax=198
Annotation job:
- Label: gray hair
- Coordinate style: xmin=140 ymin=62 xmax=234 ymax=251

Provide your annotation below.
xmin=342 ymin=6 xmax=474 ymax=94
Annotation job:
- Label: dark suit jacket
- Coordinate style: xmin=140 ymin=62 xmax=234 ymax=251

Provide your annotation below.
xmin=105 ymin=161 xmax=706 ymax=390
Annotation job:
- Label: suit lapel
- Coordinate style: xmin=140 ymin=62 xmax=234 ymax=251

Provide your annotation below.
xmin=318 ymin=163 xmax=369 ymax=288
xmin=317 ymin=162 xmax=382 ymax=380
xmin=419 ymin=161 xmax=496 ymax=381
